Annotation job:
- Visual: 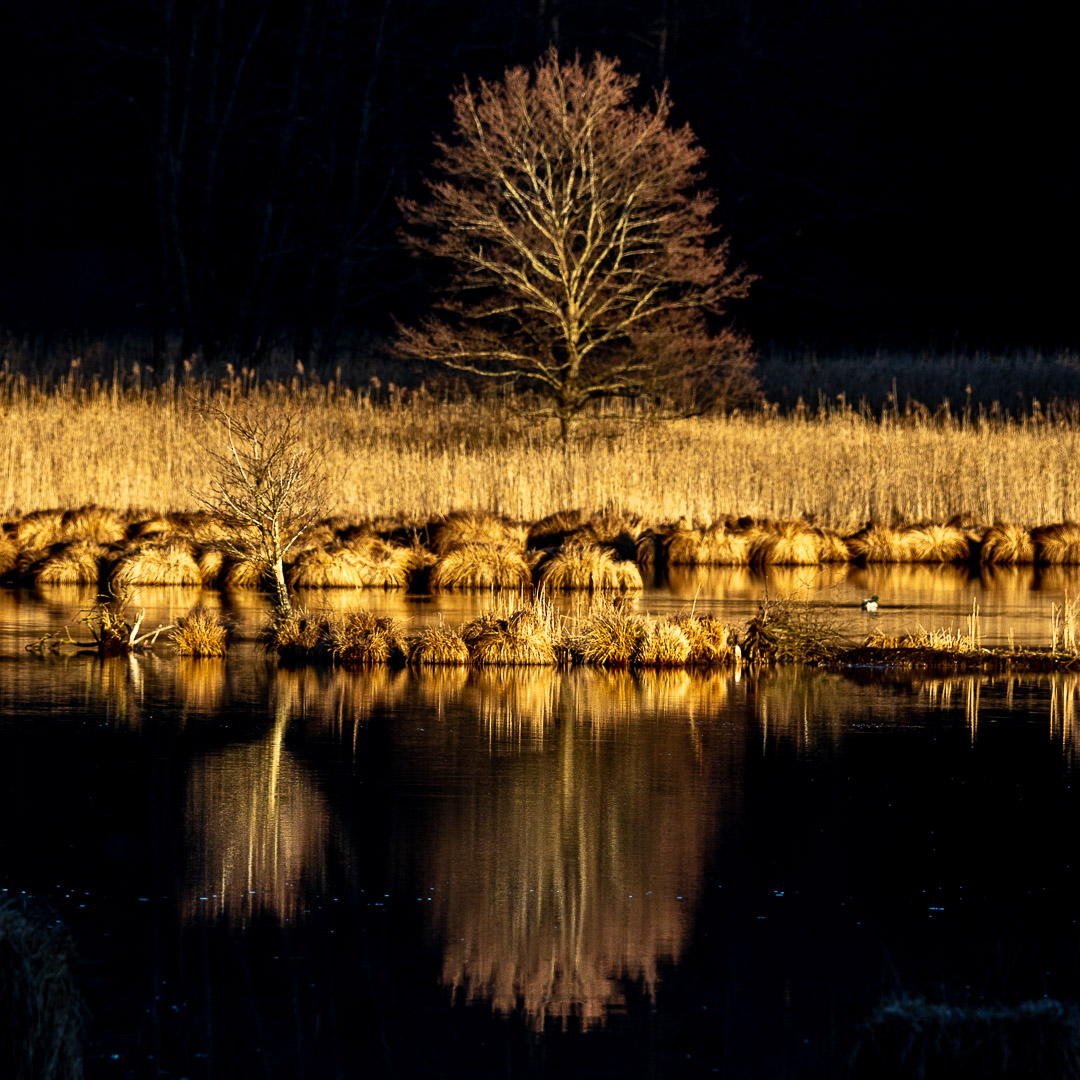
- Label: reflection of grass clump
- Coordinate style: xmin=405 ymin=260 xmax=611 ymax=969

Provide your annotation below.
xmin=170 ymin=606 xmax=231 ymax=657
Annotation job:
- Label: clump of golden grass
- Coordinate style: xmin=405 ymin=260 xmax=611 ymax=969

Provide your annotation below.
xmin=980 ymin=522 xmax=1035 ymax=563
xmin=665 ymin=520 xmax=752 ymax=565
xmin=409 ymin=623 xmax=472 ymax=665
xmin=900 ymin=521 xmax=972 ymax=562
xmin=750 ymin=520 xmax=845 ymax=565
xmin=430 ymin=509 xmax=524 ymax=554
xmin=845 ymin=522 xmax=907 ymax=562
xmin=568 ymin=512 xmax=645 ymax=561
xmin=575 ymin=605 xmax=647 ymax=667
xmin=671 ymin=615 xmax=740 ymax=665
xmin=1032 ymin=523 xmax=1080 ymax=564
xmin=126 ymin=514 xmax=174 ymax=540
xmin=109 ymin=540 xmax=202 ymax=586
xmin=33 ymin=540 xmax=110 ymax=585
xmin=633 ymin=527 xmax=669 ymax=567
xmin=636 ymin=621 xmax=692 ymax=666
xmin=14 ymin=508 xmax=66 ymax=550
xmin=462 ymin=606 xmax=560 ymax=666
xmin=196 ymin=545 xmax=226 ymax=585
xmin=535 ymin=543 xmax=643 ymax=591
xmin=221 ymin=556 xmax=266 ymax=590
xmin=429 ymin=543 xmax=531 ymax=590
xmin=287 ymin=537 xmax=416 ymax=589
xmin=258 ymin=607 xmax=329 ymax=661
xmin=328 ymin=610 xmax=408 ymax=666
xmin=56 ymin=504 xmax=127 ymax=544
xmin=170 ymin=605 xmax=231 ymax=656
xmin=526 ymin=508 xmax=585 ymax=549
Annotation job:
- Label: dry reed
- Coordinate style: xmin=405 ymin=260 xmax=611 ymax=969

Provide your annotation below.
xmin=5 ymin=372 xmax=1080 ymax=532
xmin=535 ymin=543 xmax=643 ymax=591
xmin=980 ymin=522 xmax=1035 ymax=563
xmin=430 ymin=510 xmax=524 ymax=554
xmin=109 ymin=540 xmax=202 ymax=587
xmin=170 ymin=606 xmax=231 ymax=656
xmin=428 ymin=544 xmax=531 ymax=590
xmin=286 ymin=538 xmax=415 ymax=589
xmin=462 ymin=607 xmax=560 ymax=666
xmin=408 ymin=624 xmax=472 ymax=665
xmin=328 ymin=611 xmax=409 ymax=666
xmin=32 ymin=541 xmax=110 ymax=585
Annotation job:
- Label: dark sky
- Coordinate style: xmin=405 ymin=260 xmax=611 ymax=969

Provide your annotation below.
xmin=1 ymin=0 xmax=1075 ymax=356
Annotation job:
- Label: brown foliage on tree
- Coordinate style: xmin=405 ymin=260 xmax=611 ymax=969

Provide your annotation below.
xmin=396 ymin=49 xmax=758 ymax=437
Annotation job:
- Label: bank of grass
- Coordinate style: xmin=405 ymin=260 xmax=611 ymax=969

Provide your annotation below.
xmin=262 ymin=598 xmax=743 ymax=671
xmin=3 ymin=348 xmax=1080 ymax=529
xmin=256 ymin=593 xmax=1080 ymax=675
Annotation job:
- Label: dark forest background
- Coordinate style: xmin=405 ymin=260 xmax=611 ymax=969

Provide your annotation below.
xmin=1 ymin=0 xmax=1075 ymax=363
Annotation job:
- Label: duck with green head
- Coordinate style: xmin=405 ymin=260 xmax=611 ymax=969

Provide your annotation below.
xmin=861 ymin=595 xmax=879 ymax=612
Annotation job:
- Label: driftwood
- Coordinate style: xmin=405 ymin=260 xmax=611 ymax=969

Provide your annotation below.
xmin=26 ymin=587 xmax=174 ymax=657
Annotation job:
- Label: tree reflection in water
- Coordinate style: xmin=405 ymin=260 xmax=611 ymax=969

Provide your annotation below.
xmin=401 ymin=668 xmax=736 ymax=1031
xmin=182 ymin=696 xmax=337 ymax=927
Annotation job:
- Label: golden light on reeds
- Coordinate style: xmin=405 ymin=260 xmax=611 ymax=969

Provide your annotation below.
xmin=169 ymin=606 xmax=230 ymax=656
xmin=429 ymin=544 xmax=531 ymax=590
xmin=32 ymin=540 xmax=109 ymax=585
xmin=286 ymin=538 xmax=416 ymax=588
xmin=110 ymin=540 xmax=202 ymax=587
xmin=980 ymin=523 xmax=1035 ymax=564
xmin=535 ymin=543 xmax=644 ymax=591
xmin=431 ymin=510 xmax=524 ymax=555
xmin=416 ymin=676 xmax=728 ymax=1031
xmin=1032 ymin=523 xmax=1080 ymax=565
xmin=182 ymin=706 xmax=337 ymax=926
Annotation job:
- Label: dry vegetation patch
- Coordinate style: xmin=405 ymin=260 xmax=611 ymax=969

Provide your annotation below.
xmin=109 ymin=540 xmax=203 ymax=587
xmin=429 ymin=544 xmax=531 ymax=590
xmin=535 ymin=543 xmax=644 ymax=591
xmin=170 ymin=606 xmax=231 ymax=656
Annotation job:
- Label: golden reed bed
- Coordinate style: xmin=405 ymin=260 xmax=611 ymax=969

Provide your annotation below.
xmin=2 ymin=379 xmax=1080 ymax=529
xmin=4 ymin=506 xmax=1080 ymax=596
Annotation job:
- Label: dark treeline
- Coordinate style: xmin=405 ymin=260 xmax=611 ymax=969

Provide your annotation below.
xmin=1 ymin=0 xmax=1074 ymax=361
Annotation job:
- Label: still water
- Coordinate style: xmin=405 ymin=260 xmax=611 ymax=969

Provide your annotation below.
xmin=2 ymin=570 xmax=1080 ymax=1078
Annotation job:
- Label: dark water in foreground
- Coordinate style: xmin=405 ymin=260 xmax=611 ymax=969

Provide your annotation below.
xmin=3 ymin=576 xmax=1080 ymax=1077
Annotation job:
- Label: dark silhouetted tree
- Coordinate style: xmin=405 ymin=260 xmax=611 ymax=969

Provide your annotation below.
xmin=396 ymin=49 xmax=757 ymax=437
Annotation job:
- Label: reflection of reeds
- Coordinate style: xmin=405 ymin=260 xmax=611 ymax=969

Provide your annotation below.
xmin=182 ymin=711 xmax=334 ymax=926
xmin=173 ymin=657 xmax=229 ymax=715
xmin=417 ymin=678 xmax=727 ymax=1030
xmin=270 ymin=664 xmax=410 ymax=740
xmin=1050 ymin=676 xmax=1080 ymax=766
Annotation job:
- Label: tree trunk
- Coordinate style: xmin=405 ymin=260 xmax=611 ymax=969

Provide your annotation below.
xmin=272 ymin=558 xmax=292 ymax=615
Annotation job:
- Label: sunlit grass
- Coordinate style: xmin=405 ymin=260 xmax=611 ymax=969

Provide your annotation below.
xmin=3 ymin=354 xmax=1080 ymax=530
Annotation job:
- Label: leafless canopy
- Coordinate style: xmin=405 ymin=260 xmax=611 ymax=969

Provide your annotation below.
xmin=195 ymin=403 xmax=326 ymax=612
xmin=396 ymin=49 xmax=757 ymax=435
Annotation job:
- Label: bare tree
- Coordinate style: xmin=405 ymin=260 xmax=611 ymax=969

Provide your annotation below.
xmin=196 ymin=404 xmax=326 ymax=614
xmin=396 ymin=48 xmax=757 ymax=438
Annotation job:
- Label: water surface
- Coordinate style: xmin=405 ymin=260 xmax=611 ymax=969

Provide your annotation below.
xmin=2 ymin=573 xmax=1080 ymax=1077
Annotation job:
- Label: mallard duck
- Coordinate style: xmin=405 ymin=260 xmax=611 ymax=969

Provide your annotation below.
xmin=861 ymin=595 xmax=879 ymax=612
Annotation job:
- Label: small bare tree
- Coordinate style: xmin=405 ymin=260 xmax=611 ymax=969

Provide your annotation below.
xmin=196 ymin=403 xmax=326 ymax=614
xmin=396 ymin=49 xmax=757 ymax=438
